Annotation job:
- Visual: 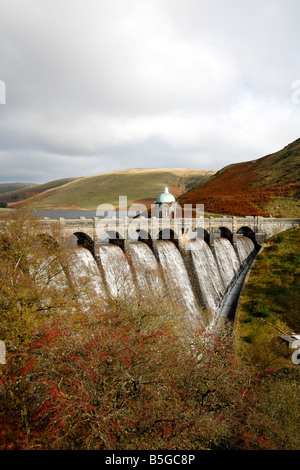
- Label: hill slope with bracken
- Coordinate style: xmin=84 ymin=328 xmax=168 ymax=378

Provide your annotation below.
xmin=178 ymin=138 xmax=300 ymax=217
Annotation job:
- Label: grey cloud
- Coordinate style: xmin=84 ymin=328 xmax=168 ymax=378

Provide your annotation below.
xmin=0 ymin=0 xmax=299 ymax=183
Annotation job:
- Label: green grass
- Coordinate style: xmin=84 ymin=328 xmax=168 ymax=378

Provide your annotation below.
xmin=235 ymin=226 xmax=300 ymax=365
xmin=29 ymin=168 xmax=214 ymax=210
xmin=264 ymin=196 xmax=300 ymax=218
xmin=253 ymin=137 xmax=300 ymax=187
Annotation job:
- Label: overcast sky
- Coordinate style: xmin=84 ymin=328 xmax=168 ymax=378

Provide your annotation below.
xmin=0 ymin=0 xmax=299 ymax=183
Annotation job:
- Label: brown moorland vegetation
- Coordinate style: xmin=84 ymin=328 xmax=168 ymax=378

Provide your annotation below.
xmin=178 ymin=138 xmax=300 ymax=217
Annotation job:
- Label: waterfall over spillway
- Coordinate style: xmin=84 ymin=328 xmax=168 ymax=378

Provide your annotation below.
xmin=189 ymin=239 xmax=224 ymax=312
xmin=128 ymin=242 xmax=165 ymax=295
xmin=68 ymin=247 xmax=106 ymax=299
xmin=213 ymin=238 xmax=240 ymax=289
xmin=156 ymin=240 xmax=200 ymax=322
xmin=236 ymin=236 xmax=255 ymax=264
xmin=99 ymin=244 xmax=135 ymax=298
xmin=62 ymin=235 xmax=256 ymax=326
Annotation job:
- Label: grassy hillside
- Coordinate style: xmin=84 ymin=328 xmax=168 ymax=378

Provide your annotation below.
xmin=11 ymin=168 xmax=215 ymax=210
xmin=178 ymin=138 xmax=300 ymax=217
xmin=235 ymin=226 xmax=300 ymax=367
xmin=0 ymin=182 xmax=37 ymax=195
xmin=2 ymin=178 xmax=82 ymax=205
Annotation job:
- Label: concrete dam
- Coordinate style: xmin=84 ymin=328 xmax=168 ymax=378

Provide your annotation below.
xmin=68 ymin=235 xmax=257 ymax=326
xmin=1 ymin=214 xmax=298 ymax=327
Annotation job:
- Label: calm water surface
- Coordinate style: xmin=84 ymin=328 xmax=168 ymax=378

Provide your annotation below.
xmin=0 ymin=209 xmax=139 ymax=219
xmin=37 ymin=210 xmax=97 ymax=219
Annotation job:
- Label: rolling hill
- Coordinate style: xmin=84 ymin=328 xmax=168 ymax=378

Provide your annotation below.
xmin=7 ymin=169 xmax=215 ymax=211
xmin=0 ymin=178 xmax=82 ymax=205
xmin=178 ymin=138 xmax=300 ymax=217
xmin=0 ymin=182 xmax=38 ymax=195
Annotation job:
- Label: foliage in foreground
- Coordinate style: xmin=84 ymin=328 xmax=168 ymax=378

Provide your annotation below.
xmin=0 ymin=304 xmax=297 ymax=451
xmin=1 ymin=301 xmax=300 ymax=450
xmin=0 ymin=206 xmax=299 ymax=450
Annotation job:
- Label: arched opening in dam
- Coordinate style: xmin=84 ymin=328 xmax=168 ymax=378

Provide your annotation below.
xmin=99 ymin=230 xmax=125 ymax=250
xmin=129 ymin=229 xmax=151 ymax=242
xmin=217 ymin=226 xmax=233 ymax=243
xmin=190 ymin=227 xmax=210 ymax=245
xmin=129 ymin=229 xmax=153 ymax=251
xmin=157 ymin=228 xmax=180 ymax=250
xmin=72 ymin=231 xmax=95 ymax=255
xmin=237 ymin=226 xmax=258 ymax=247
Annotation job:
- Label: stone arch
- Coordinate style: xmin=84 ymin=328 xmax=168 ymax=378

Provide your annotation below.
xmin=127 ymin=219 xmax=151 ymax=238
xmin=218 ymin=226 xmax=233 ymax=242
xmin=129 ymin=228 xmax=153 ymax=249
xmin=157 ymin=228 xmax=179 ymax=249
xmin=99 ymin=230 xmax=125 ymax=250
xmin=72 ymin=231 xmax=95 ymax=256
xmin=189 ymin=227 xmax=210 ymax=244
xmin=237 ymin=226 xmax=257 ymax=245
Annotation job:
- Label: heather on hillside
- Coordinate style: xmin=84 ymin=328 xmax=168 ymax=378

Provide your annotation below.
xmin=178 ymin=139 xmax=300 ymax=217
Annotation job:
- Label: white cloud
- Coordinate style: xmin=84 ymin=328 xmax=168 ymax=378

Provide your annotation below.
xmin=0 ymin=0 xmax=299 ymax=182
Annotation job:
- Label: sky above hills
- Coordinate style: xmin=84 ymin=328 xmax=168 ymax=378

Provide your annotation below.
xmin=0 ymin=0 xmax=299 ymax=183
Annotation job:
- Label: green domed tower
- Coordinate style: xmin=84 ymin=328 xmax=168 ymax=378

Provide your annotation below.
xmin=156 ymin=185 xmax=176 ymax=204
xmin=155 ymin=185 xmax=178 ymax=218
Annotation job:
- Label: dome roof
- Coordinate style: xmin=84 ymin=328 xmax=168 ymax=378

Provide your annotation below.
xmin=156 ymin=185 xmax=176 ymax=203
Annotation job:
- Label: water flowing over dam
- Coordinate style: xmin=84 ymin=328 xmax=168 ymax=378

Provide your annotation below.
xmin=11 ymin=213 xmax=297 ymax=325
xmin=66 ymin=235 xmax=257 ymax=326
